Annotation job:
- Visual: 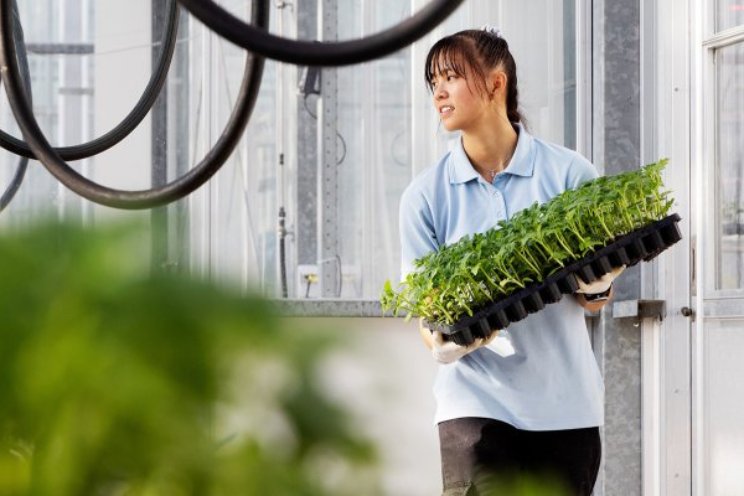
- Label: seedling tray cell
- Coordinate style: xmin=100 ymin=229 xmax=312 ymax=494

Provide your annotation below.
xmin=487 ymin=309 xmax=510 ymax=330
xmin=608 ymin=247 xmax=631 ymax=267
xmin=628 ymin=238 xmax=649 ymax=260
xmin=505 ymin=300 xmax=529 ymax=322
xmin=556 ymin=274 xmax=580 ymax=293
xmin=591 ymin=256 xmax=613 ymax=277
xmin=576 ymin=264 xmax=597 ymax=284
xmin=425 ymin=214 xmax=682 ymax=345
xmin=455 ymin=328 xmax=474 ymax=346
xmin=539 ymin=283 xmax=563 ymax=304
xmin=522 ymin=292 xmax=545 ymax=313
xmin=661 ymin=222 xmax=682 ymax=245
xmin=644 ymin=231 xmax=664 ymax=253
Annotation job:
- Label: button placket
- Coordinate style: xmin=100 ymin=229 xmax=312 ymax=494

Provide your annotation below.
xmin=491 ymin=187 xmax=507 ymax=220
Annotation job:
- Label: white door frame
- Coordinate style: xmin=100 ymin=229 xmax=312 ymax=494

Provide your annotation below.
xmin=643 ymin=0 xmax=694 ymax=494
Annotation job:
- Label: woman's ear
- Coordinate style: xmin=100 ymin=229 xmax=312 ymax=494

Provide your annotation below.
xmin=488 ymin=69 xmax=508 ymax=100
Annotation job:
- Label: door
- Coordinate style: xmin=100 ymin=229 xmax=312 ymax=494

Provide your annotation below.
xmin=694 ymin=3 xmax=744 ymax=495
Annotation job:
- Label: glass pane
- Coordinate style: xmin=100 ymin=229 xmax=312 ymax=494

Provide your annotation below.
xmin=715 ymin=42 xmax=744 ymax=290
xmin=334 ymin=0 xmax=413 ymax=298
xmin=717 ymin=0 xmax=744 ymax=32
xmin=702 ymin=318 xmax=744 ymax=495
xmin=185 ymin=19 xmax=282 ymax=294
xmin=0 ymin=0 xmax=95 ymax=222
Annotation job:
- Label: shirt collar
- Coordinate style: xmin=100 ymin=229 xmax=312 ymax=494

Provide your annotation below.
xmin=449 ymin=123 xmax=535 ymax=184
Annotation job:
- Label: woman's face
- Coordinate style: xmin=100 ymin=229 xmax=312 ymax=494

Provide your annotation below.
xmin=430 ymin=65 xmax=488 ymax=133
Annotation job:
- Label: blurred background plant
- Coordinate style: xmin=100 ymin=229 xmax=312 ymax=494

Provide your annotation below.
xmin=0 ymin=220 xmax=378 ymax=495
xmin=475 ymin=471 xmax=572 ymax=496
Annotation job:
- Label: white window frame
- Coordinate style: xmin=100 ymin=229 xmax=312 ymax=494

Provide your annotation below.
xmin=644 ymin=0 xmax=696 ymax=495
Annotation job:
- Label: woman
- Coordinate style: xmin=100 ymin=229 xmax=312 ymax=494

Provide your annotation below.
xmin=399 ymin=28 xmax=624 ymax=495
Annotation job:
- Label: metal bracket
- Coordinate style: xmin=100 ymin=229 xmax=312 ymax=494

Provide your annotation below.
xmin=612 ymin=299 xmax=667 ymax=321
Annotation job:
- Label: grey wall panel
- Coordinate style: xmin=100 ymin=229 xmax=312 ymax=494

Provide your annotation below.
xmin=596 ymin=0 xmax=643 ymax=495
xmin=604 ymin=1 xmax=641 ymax=175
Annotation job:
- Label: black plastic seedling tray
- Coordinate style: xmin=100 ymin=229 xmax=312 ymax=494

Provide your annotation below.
xmin=424 ymin=214 xmax=682 ymax=345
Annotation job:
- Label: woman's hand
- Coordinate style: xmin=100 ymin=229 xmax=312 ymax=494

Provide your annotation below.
xmin=419 ymin=318 xmax=500 ymax=363
xmin=575 ymin=265 xmax=626 ymax=295
xmin=431 ymin=331 xmax=499 ymax=363
xmin=575 ymin=265 xmax=625 ymax=311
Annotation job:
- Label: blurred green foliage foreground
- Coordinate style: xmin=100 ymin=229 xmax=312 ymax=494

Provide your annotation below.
xmin=0 ymin=221 xmax=377 ymax=496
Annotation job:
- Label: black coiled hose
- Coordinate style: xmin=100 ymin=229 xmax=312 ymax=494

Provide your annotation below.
xmin=0 ymin=0 xmax=30 ymax=212
xmin=0 ymin=0 xmax=179 ymax=161
xmin=0 ymin=0 xmax=268 ymax=209
xmin=177 ymin=0 xmax=464 ymax=66
xmin=0 ymin=0 xmax=462 ymax=209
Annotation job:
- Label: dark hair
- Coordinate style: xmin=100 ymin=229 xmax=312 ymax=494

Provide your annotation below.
xmin=425 ymin=29 xmax=524 ymax=124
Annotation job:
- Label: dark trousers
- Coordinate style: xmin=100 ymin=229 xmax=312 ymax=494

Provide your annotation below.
xmin=439 ymin=417 xmax=601 ymax=496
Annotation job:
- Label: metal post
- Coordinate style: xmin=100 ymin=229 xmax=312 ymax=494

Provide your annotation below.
xmin=596 ymin=1 xmax=643 ymax=495
xmin=296 ymin=0 xmax=319 ymax=296
xmin=151 ymin=0 xmax=168 ymax=271
xmin=173 ymin=7 xmax=190 ymax=272
xmin=318 ymin=0 xmax=340 ymax=297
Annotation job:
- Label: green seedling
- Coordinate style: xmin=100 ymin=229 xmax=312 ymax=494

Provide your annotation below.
xmin=381 ymin=159 xmax=674 ymax=326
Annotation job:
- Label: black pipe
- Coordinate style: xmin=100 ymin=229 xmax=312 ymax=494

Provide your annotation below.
xmin=0 ymin=0 xmax=31 ymax=212
xmin=0 ymin=157 xmax=26 ymax=211
xmin=177 ymin=0 xmax=464 ymax=67
xmin=0 ymin=0 xmax=179 ymax=161
xmin=0 ymin=0 xmax=268 ymax=209
xmin=278 ymin=206 xmax=288 ymax=298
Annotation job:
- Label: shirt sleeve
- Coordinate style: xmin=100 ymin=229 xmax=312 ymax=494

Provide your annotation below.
xmin=399 ymin=185 xmax=439 ymax=281
xmin=566 ymin=153 xmax=600 ymax=190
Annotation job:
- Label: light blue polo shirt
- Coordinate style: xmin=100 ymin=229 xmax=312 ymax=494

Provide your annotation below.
xmin=399 ymin=124 xmax=604 ymax=430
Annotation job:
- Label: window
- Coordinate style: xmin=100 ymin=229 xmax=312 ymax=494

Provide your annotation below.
xmin=1 ymin=0 xmax=94 ymax=221
xmin=1 ymin=1 xmax=584 ymax=304
xmin=717 ymin=0 xmax=744 ymax=32
xmin=705 ymin=2 xmax=744 ymax=292
xmin=715 ymin=42 xmax=744 ymax=290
